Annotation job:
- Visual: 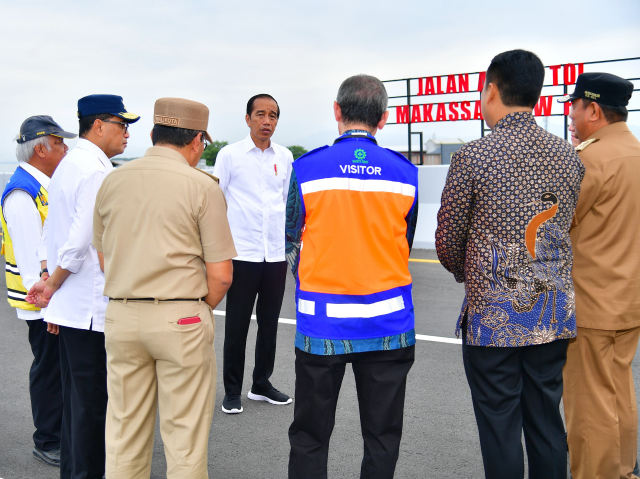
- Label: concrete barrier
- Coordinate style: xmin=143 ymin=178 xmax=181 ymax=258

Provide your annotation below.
xmin=413 ymin=165 xmax=449 ymax=250
xmin=0 ymin=164 xmax=449 ymax=250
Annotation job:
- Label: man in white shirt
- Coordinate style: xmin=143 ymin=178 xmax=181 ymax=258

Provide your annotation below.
xmin=1 ymin=115 xmax=76 ymax=467
xmin=213 ymin=94 xmax=294 ymax=414
xmin=27 ymin=94 xmax=139 ymax=479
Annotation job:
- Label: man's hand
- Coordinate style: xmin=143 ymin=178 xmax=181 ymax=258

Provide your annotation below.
xmin=26 ymin=266 xmax=71 ymax=308
xmin=46 ymin=322 xmax=59 ymax=335
xmin=26 ymin=280 xmax=56 ymax=308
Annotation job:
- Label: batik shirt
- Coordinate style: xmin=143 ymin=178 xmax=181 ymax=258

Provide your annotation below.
xmin=286 ymin=130 xmax=419 ymax=355
xmin=436 ymin=112 xmax=584 ymax=347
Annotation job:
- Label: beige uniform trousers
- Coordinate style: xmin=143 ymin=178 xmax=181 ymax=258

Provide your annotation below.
xmin=563 ymin=326 xmax=640 ymax=479
xmin=104 ymin=299 xmax=216 ymax=479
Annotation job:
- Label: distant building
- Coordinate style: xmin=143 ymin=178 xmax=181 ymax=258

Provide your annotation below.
xmin=382 ymin=138 xmax=465 ymax=165
xmin=425 ymin=138 xmax=465 ymax=165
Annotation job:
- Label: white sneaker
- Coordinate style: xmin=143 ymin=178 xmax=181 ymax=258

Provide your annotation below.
xmin=221 ymin=394 xmax=243 ymax=414
xmin=248 ymin=387 xmax=292 ymax=405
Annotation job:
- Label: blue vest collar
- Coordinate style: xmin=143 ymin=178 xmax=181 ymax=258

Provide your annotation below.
xmin=334 ymin=129 xmax=377 ymax=145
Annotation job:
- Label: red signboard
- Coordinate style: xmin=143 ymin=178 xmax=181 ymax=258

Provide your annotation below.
xmin=393 ymin=63 xmax=586 ymax=124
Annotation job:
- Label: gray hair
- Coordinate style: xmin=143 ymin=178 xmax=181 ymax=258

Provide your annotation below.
xmin=336 ymin=74 xmax=388 ymax=129
xmin=15 ymin=136 xmax=51 ymax=163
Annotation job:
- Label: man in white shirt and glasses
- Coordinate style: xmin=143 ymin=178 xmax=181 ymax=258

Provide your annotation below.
xmin=27 ymin=94 xmax=139 ymax=479
xmin=1 ymin=115 xmax=76 ymax=467
xmin=213 ymin=94 xmax=294 ymax=414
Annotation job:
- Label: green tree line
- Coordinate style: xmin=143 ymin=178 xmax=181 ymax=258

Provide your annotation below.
xmin=202 ymin=142 xmax=308 ymax=166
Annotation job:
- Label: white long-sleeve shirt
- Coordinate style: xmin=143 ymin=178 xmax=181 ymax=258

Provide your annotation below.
xmin=3 ymin=162 xmax=49 ymax=320
xmin=213 ymin=134 xmax=293 ymax=262
xmin=38 ymin=139 xmax=113 ymax=332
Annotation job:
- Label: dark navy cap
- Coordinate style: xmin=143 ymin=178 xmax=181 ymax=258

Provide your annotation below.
xmin=558 ymin=72 xmax=634 ymax=107
xmin=77 ymin=94 xmax=140 ymax=123
xmin=17 ymin=115 xmax=77 ymax=144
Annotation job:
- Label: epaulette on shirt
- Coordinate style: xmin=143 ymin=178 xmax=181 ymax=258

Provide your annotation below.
xmin=575 ymin=138 xmax=599 ymax=152
xmin=295 ymin=145 xmax=330 ymax=162
xmin=195 ymin=168 xmax=219 ymax=183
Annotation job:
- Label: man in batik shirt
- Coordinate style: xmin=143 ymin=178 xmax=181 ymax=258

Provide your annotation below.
xmin=436 ymin=50 xmax=584 ymax=479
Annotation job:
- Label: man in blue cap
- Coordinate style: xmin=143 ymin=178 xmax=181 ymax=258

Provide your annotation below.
xmin=28 ymin=94 xmax=139 ymax=479
xmin=1 ymin=115 xmax=75 ymax=467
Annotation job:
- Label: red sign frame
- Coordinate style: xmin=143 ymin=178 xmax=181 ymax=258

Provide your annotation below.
xmin=391 ymin=63 xmax=587 ymax=124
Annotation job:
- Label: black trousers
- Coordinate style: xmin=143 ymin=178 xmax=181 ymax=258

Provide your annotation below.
xmin=223 ymin=260 xmax=287 ymax=396
xmin=462 ymin=323 xmax=569 ymax=479
xmin=59 ymin=324 xmax=108 ymax=479
xmin=288 ymin=346 xmax=415 ymax=479
xmin=26 ymin=319 xmax=62 ymax=451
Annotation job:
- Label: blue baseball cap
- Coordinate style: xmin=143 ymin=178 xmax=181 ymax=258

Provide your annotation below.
xmin=77 ymin=94 xmax=140 ymax=123
xmin=17 ymin=115 xmax=77 ymax=144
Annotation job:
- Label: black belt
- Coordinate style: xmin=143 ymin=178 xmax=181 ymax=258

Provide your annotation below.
xmin=109 ymin=298 xmax=205 ymax=302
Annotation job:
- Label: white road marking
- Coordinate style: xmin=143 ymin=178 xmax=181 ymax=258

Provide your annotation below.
xmin=213 ymin=310 xmax=460 ymax=344
xmin=415 ymin=334 xmax=462 ymax=344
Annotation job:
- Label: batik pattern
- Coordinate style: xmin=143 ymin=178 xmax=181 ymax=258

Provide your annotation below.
xmin=285 ymin=169 xmax=303 ymax=277
xmin=295 ymin=330 xmax=415 ymax=355
xmin=436 ymin=112 xmax=585 ymax=347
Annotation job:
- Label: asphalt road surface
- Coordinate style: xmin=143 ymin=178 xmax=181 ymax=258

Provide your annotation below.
xmin=1 ymin=249 xmax=638 ymax=478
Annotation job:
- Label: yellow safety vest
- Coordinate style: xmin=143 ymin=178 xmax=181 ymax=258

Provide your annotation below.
xmin=0 ymin=166 xmax=48 ymax=310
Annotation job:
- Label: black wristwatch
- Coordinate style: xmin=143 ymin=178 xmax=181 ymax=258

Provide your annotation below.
xmin=40 ymin=268 xmax=48 ymax=276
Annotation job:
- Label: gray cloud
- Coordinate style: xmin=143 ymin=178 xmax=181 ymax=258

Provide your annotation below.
xmin=0 ymin=0 xmax=638 ymax=163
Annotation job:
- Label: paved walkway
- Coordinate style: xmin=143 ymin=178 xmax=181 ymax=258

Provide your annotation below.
xmin=0 ymin=250 xmax=637 ymax=478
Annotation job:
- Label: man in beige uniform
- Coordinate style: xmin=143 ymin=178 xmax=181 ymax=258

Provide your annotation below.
xmin=559 ymin=73 xmax=640 ymax=479
xmin=93 ymin=98 xmax=236 ymax=479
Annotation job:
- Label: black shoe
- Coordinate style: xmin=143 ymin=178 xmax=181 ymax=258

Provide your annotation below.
xmin=248 ymin=387 xmax=292 ymax=405
xmin=33 ymin=446 xmax=60 ymax=467
xmin=221 ymin=394 xmax=243 ymax=414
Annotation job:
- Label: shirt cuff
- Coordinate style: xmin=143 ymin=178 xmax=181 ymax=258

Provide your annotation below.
xmin=37 ymin=244 xmax=47 ymax=262
xmin=58 ymin=252 xmax=85 ymax=274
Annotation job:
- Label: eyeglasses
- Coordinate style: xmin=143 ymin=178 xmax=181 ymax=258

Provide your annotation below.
xmin=103 ymin=120 xmax=129 ymax=133
xmin=202 ymin=133 xmax=209 ymax=149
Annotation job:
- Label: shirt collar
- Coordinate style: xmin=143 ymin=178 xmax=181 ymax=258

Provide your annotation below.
xmin=587 ymin=121 xmax=630 ymax=141
xmin=76 ymin=138 xmax=113 ymax=171
xmin=143 ymin=146 xmax=190 ymax=165
xmin=243 ymin=134 xmax=273 ymax=153
xmin=493 ymin=111 xmax=536 ymax=132
xmin=19 ymin=161 xmax=50 ymax=189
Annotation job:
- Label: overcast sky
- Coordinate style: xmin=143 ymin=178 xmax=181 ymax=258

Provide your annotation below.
xmin=1 ymin=0 xmax=638 ymax=163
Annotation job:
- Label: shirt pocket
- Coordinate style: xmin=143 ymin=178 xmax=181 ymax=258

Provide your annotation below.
xmin=268 ymin=159 xmax=286 ymax=193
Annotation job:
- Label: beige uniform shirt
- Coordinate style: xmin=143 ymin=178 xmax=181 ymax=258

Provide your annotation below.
xmin=93 ymin=146 xmax=237 ymax=300
xmin=571 ymin=122 xmax=640 ymax=330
